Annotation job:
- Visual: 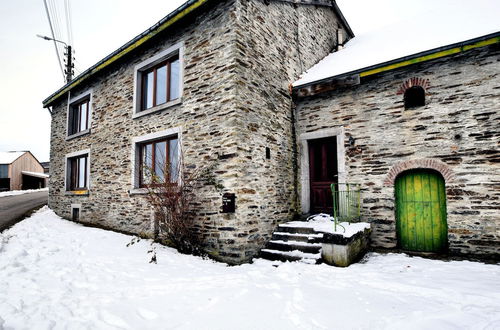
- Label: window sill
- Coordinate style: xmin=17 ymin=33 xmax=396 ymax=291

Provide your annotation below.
xmin=66 ymin=129 xmax=91 ymax=141
xmin=65 ymin=190 xmax=89 ymax=196
xmin=129 ymin=188 xmax=148 ymax=195
xmin=132 ymin=98 xmax=182 ymax=119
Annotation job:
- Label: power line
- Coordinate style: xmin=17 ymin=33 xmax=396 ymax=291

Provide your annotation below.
xmin=49 ymin=0 xmax=64 ymax=59
xmin=49 ymin=0 xmax=62 ymax=41
xmin=64 ymin=0 xmax=73 ymax=46
xmin=42 ymin=0 xmax=65 ymax=81
xmin=49 ymin=0 xmax=66 ymax=63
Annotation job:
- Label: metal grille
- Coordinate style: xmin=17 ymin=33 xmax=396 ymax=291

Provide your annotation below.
xmin=331 ymin=183 xmax=361 ymax=223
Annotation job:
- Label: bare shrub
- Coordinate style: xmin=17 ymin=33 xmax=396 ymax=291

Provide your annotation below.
xmin=139 ymin=142 xmax=221 ymax=256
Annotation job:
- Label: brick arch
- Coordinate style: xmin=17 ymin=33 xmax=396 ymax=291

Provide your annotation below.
xmin=384 ymin=159 xmax=454 ymax=186
xmin=396 ymin=77 xmax=431 ymax=95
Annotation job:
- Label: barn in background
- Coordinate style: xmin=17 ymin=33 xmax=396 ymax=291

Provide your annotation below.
xmin=0 ymin=151 xmax=48 ymax=191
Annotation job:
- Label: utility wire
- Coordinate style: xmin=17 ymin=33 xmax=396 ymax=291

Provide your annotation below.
xmin=64 ymin=0 xmax=73 ymax=45
xmin=42 ymin=0 xmax=65 ymax=81
xmin=51 ymin=0 xmax=66 ymax=63
xmin=49 ymin=0 xmax=63 ymax=56
xmin=50 ymin=0 xmax=62 ymax=41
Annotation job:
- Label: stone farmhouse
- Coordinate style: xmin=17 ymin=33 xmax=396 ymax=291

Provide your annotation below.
xmin=43 ymin=0 xmax=499 ymax=264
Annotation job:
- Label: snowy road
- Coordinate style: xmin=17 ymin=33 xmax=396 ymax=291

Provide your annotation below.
xmin=0 ymin=191 xmax=48 ymax=231
xmin=0 ymin=207 xmax=499 ymax=329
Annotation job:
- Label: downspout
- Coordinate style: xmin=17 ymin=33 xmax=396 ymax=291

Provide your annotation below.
xmin=292 ymin=3 xmax=302 ymax=217
xmin=290 ymin=94 xmax=300 ymax=218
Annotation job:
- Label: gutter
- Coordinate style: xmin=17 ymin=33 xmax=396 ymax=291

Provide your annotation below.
xmin=293 ymin=31 xmax=500 ymax=96
xmin=42 ymin=0 xmax=210 ymax=108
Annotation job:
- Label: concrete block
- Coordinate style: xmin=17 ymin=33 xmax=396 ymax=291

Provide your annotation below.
xmin=321 ymin=227 xmax=371 ymax=267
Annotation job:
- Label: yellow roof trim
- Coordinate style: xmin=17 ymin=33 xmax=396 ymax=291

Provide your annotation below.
xmin=43 ymin=0 xmax=209 ymax=107
xmin=359 ymin=36 xmax=500 ymax=78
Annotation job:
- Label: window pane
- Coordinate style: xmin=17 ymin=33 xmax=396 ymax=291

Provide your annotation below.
xmin=155 ymin=141 xmax=166 ymax=182
xmin=169 ymin=138 xmax=178 ymax=182
xmin=169 ymin=58 xmax=180 ymax=100
xmin=156 ymin=65 xmax=167 ymax=105
xmin=78 ymin=157 xmax=86 ymax=188
xmin=70 ymin=106 xmax=79 ymax=135
xmin=0 ymin=165 xmax=8 ymax=178
xmin=70 ymin=158 xmax=77 ymax=189
xmin=143 ymin=71 xmax=154 ymax=110
xmin=80 ymin=102 xmax=88 ymax=131
xmin=142 ymin=144 xmax=153 ymax=185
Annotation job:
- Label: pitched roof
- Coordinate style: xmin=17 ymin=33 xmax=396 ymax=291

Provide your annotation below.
xmin=43 ymin=0 xmax=210 ymax=108
xmin=293 ymin=0 xmax=500 ymax=87
xmin=0 ymin=151 xmax=26 ymax=164
xmin=43 ymin=0 xmax=352 ymax=108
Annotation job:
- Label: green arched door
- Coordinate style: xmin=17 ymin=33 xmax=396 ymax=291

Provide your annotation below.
xmin=395 ymin=169 xmax=447 ymax=252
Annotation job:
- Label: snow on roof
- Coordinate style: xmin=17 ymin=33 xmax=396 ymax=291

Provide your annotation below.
xmin=21 ymin=171 xmax=49 ymax=179
xmin=293 ymin=0 xmax=500 ymax=87
xmin=0 ymin=151 xmax=25 ymax=164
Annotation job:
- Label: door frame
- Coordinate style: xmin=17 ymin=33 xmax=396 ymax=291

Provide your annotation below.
xmin=298 ymin=127 xmax=346 ymax=214
xmin=395 ymin=169 xmax=448 ymax=252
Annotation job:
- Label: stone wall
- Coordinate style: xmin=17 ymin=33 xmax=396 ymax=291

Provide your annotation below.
xmin=217 ymin=0 xmax=346 ymax=261
xmin=48 ymin=0 xmax=348 ymax=264
xmin=295 ymin=44 xmax=500 ymax=258
xmin=49 ymin=0 xmax=241 ymax=252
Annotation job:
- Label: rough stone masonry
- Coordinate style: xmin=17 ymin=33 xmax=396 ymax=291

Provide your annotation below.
xmin=295 ymin=44 xmax=500 ymax=259
xmin=47 ymin=0 xmax=351 ymax=264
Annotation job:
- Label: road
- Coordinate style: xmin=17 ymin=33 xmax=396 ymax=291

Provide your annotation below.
xmin=0 ymin=191 xmax=48 ymax=231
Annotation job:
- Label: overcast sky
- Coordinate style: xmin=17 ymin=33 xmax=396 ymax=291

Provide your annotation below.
xmin=0 ymin=0 xmax=497 ymax=162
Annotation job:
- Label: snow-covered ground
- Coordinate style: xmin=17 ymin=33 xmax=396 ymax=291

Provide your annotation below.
xmin=0 ymin=187 xmax=48 ymax=198
xmin=1 ymin=208 xmax=499 ymax=329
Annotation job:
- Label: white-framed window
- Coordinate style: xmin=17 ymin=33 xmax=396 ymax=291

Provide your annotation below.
xmin=65 ymin=149 xmax=91 ymax=192
xmin=130 ymin=127 xmax=182 ymax=192
xmin=67 ymin=89 xmax=93 ymax=139
xmin=133 ymin=42 xmax=184 ymax=119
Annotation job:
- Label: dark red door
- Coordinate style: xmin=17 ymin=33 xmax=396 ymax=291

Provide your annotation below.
xmin=309 ymin=137 xmax=338 ymax=213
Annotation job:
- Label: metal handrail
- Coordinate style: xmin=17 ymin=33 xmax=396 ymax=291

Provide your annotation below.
xmin=331 ymin=183 xmax=361 ymax=231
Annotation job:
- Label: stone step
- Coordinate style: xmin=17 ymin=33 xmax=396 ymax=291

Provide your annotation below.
xmin=260 ymin=249 xmax=321 ymax=264
xmin=267 ymin=240 xmax=322 ymax=254
xmin=277 ymin=224 xmax=316 ymax=234
xmin=271 ymin=231 xmax=323 ymax=244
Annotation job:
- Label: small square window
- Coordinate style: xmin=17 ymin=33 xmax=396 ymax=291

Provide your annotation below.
xmin=404 ymin=86 xmax=425 ymax=109
xmin=138 ymin=136 xmax=179 ymax=187
xmin=67 ymin=154 xmax=88 ymax=191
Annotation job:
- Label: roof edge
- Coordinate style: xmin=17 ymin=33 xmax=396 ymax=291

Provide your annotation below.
xmin=293 ymin=31 xmax=500 ymax=92
xmin=331 ymin=0 xmax=354 ymax=38
xmin=0 ymin=151 xmax=27 ymax=165
xmin=42 ymin=0 xmax=210 ymax=108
